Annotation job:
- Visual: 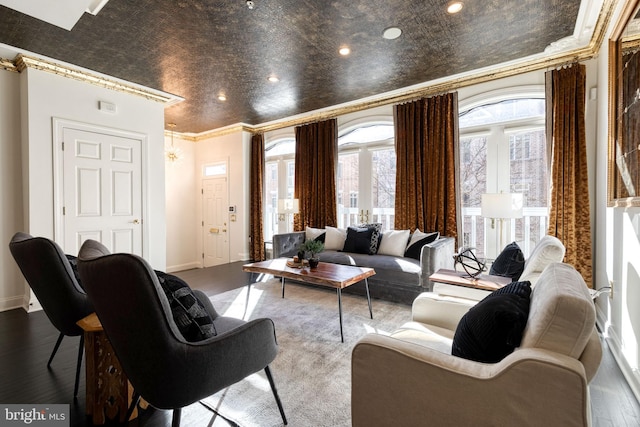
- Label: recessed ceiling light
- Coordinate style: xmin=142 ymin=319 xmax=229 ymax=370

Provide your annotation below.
xmin=339 ymin=46 xmax=351 ymax=56
xmin=218 ymin=94 xmax=227 ymax=101
xmin=447 ymin=1 xmax=463 ymax=14
xmin=382 ymin=27 xmax=402 ymax=40
xmin=268 ymin=75 xmax=280 ymax=83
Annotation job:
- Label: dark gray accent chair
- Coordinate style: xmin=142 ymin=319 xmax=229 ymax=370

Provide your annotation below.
xmin=8 ymin=231 xmax=93 ymax=398
xmin=76 ymin=239 xmax=287 ymax=427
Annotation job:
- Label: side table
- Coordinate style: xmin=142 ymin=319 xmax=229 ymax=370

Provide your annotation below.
xmin=77 ymin=313 xmax=141 ymax=425
xmin=429 ymin=268 xmax=512 ymax=301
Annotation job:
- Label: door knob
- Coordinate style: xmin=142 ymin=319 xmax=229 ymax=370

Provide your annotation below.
xmin=222 ymin=229 xmax=227 ymax=233
xmin=131 ymin=219 xmax=140 ymax=224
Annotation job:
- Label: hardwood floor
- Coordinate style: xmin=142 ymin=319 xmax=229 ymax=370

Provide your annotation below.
xmin=1 ymin=261 xmax=638 ymax=426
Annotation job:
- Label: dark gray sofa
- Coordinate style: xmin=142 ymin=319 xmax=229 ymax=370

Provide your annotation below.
xmin=272 ymin=231 xmax=455 ymax=304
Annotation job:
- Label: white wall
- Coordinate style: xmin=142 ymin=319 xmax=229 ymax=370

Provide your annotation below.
xmin=0 ymin=69 xmax=26 ymax=311
xmin=190 ymin=131 xmax=251 ymax=264
xmin=0 ymin=66 xmax=168 ymax=312
xmin=594 ymin=0 xmax=640 ymax=401
xmin=165 ymin=133 xmax=198 ymax=272
xmin=20 ymin=67 xmax=167 ymax=269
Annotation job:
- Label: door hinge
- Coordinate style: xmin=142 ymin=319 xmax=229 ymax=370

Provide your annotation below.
xmin=202 ymin=253 xmax=204 ymax=259
xmin=201 ymin=188 xmax=204 ymax=194
xmin=62 ymin=206 xmax=65 ymax=215
xmin=61 ymin=142 xmax=64 ymax=151
xmin=202 ymin=221 xmax=204 ymax=226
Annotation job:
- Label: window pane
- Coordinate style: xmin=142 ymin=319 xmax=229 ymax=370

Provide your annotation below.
xmin=459 ymin=136 xmax=487 ymax=255
xmin=337 ymin=153 xmax=359 ymax=228
xmin=286 ymin=161 xmax=295 ymax=198
xmin=204 ymin=163 xmax=226 ymax=176
xmin=265 ymin=139 xmax=295 ymax=158
xmin=264 ymin=162 xmax=279 ymax=241
xmin=459 ymin=98 xmax=545 ymax=128
xmin=510 ymin=129 xmax=548 ymax=250
xmin=339 ymin=124 xmax=394 ymax=147
xmin=371 ymin=148 xmax=396 ymax=231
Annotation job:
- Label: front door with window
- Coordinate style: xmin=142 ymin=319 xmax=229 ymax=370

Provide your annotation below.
xmin=202 ymin=177 xmax=229 ymax=267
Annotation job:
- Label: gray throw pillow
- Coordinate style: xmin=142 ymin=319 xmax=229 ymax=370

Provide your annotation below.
xmin=155 ymin=271 xmax=217 ymax=341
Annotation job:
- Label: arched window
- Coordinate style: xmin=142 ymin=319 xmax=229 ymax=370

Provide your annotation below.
xmin=459 ymin=93 xmax=547 ymax=259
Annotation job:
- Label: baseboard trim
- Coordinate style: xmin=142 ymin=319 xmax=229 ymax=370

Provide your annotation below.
xmin=166 ymin=262 xmax=200 ymax=273
xmin=596 ymin=306 xmax=640 ymax=404
xmin=0 ymin=295 xmax=28 ymax=313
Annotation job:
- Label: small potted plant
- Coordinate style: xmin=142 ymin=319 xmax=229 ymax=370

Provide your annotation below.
xmin=299 ymin=239 xmax=324 ymax=268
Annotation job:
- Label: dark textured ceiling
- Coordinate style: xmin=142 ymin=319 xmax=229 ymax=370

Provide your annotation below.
xmin=0 ymin=0 xmax=584 ymax=133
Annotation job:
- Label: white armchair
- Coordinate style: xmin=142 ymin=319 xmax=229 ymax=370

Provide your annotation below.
xmin=351 ymin=263 xmax=601 ymax=427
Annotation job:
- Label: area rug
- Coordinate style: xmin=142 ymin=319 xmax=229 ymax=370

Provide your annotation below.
xmin=200 ymin=279 xmax=412 ymax=427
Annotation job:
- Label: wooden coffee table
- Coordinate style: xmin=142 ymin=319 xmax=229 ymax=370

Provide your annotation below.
xmin=242 ymin=258 xmax=375 ymax=342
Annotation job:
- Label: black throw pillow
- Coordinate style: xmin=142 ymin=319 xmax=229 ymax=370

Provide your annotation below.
xmin=451 ymin=281 xmax=532 ymax=363
xmin=65 ymin=254 xmax=84 ymax=289
xmin=404 ymin=232 xmax=439 ymax=260
xmin=358 ymin=223 xmax=383 ymax=254
xmin=342 ymin=226 xmax=375 ymax=254
xmin=314 ymin=232 xmax=326 ymax=243
xmin=489 ymin=242 xmax=525 ymax=281
xmin=155 ymin=271 xmax=217 ymax=341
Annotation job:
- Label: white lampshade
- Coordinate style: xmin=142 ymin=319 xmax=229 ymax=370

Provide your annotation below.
xmin=481 ymin=193 xmax=523 ymax=219
xmin=277 ymin=198 xmax=299 ymax=214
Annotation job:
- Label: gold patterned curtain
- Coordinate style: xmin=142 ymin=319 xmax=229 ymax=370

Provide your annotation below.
xmin=394 ymin=93 xmax=459 ymax=239
xmin=249 ymin=133 xmax=265 ymax=261
xmin=545 ymin=64 xmax=592 ymax=287
xmin=293 ymin=119 xmax=338 ymax=230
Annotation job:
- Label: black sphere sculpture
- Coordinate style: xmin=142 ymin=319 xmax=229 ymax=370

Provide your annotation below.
xmin=453 ymin=247 xmax=486 ymax=279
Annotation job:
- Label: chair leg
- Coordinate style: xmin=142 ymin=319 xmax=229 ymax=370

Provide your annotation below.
xmin=125 ymin=391 xmax=141 ymax=421
xmin=73 ymin=335 xmax=84 ymax=398
xmin=48 ymin=333 xmax=64 ymax=368
xmin=265 ymin=366 xmax=288 ymax=425
xmin=172 ymin=408 xmax=182 ymax=427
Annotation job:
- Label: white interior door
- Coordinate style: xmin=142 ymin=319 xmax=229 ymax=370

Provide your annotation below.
xmin=202 ymin=177 xmax=229 ymax=267
xmin=62 ymin=127 xmax=143 ymax=254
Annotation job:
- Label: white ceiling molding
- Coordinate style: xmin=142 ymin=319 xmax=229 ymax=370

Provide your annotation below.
xmin=545 ymin=0 xmax=606 ymax=53
xmin=0 ymin=0 xmax=110 ymax=30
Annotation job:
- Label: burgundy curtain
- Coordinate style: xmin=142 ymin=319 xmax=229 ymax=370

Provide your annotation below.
xmin=249 ymin=133 xmax=265 ymax=261
xmin=546 ymin=64 xmax=592 ymax=287
xmin=293 ymin=119 xmax=338 ymax=230
xmin=394 ymin=93 xmax=459 ymax=239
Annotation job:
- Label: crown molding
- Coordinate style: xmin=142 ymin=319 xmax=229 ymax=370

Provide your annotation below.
xmin=14 ymin=54 xmax=183 ymax=105
xmin=0 ymin=57 xmax=17 ymax=72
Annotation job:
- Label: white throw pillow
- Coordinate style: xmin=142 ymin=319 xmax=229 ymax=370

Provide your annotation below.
xmin=377 ymin=230 xmax=411 ymax=257
xmin=305 ymin=226 xmax=325 ymax=241
xmin=324 ymin=226 xmax=347 ymax=250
